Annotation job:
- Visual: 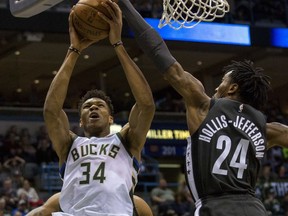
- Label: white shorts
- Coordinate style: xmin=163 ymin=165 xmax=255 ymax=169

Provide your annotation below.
xmin=52 ymin=211 xmax=129 ymax=216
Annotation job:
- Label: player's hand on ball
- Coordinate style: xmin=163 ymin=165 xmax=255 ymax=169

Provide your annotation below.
xmin=69 ymin=10 xmax=99 ymax=52
xmin=98 ymin=0 xmax=122 ymax=46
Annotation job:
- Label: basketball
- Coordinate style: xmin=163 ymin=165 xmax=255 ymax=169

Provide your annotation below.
xmin=71 ymin=0 xmax=116 ymax=40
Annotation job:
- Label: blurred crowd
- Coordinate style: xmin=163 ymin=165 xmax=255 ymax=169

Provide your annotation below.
xmin=231 ymin=0 xmax=288 ymax=26
xmin=0 ymin=125 xmax=58 ymax=216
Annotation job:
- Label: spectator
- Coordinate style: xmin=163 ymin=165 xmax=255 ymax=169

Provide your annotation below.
xmin=263 ymin=188 xmax=282 ymax=216
xmin=3 ymin=156 xmax=25 ymax=177
xmin=257 ymin=163 xmax=278 ymax=201
xmin=151 ymin=178 xmax=175 ymax=215
xmin=20 ymin=135 xmax=39 ymax=183
xmin=35 ymin=126 xmax=48 ymax=141
xmin=0 ymin=163 xmax=10 ymax=187
xmin=0 ymin=178 xmax=18 ymax=211
xmin=177 ymin=180 xmax=194 ymax=208
xmin=278 ymin=164 xmax=288 ymax=178
xmin=11 ymin=170 xmax=24 ymax=191
xmin=5 ymin=126 xmax=19 ymax=139
xmin=19 ymin=128 xmax=32 ymax=144
xmin=267 ymin=146 xmax=284 ymax=173
xmin=170 ymin=192 xmax=193 ymax=216
xmin=11 ymin=199 xmax=29 ymax=216
xmin=35 ymin=137 xmax=57 ymax=165
xmin=282 ymin=192 xmax=288 ymax=216
xmin=0 ymin=196 xmax=10 ymax=216
xmin=3 ymin=128 xmax=21 ymax=160
xmin=17 ymin=179 xmax=43 ymax=208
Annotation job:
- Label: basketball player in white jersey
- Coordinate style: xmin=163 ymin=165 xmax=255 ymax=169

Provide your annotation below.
xmin=43 ymin=2 xmax=155 ymax=215
xmin=26 ymin=193 xmax=153 ymax=216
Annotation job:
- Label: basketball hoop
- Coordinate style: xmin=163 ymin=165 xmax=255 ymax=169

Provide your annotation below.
xmin=9 ymin=0 xmax=64 ymax=17
xmin=158 ymin=0 xmax=230 ymax=30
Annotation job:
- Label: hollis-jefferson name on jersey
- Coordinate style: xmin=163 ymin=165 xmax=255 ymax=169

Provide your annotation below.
xmin=198 ymin=114 xmax=265 ymax=158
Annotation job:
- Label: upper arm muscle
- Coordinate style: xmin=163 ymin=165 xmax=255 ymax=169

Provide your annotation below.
xmin=164 ymin=62 xmax=209 ymax=107
xmin=121 ymin=104 xmax=155 ymax=159
xmin=267 ymin=122 xmax=288 ymax=148
xmin=44 ymin=109 xmax=72 ymax=162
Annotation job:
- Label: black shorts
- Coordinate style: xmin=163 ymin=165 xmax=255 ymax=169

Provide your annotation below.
xmin=195 ymin=194 xmax=268 ymax=216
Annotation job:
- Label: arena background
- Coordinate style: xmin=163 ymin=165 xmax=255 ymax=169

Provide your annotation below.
xmin=0 ymin=0 xmax=288 ymax=215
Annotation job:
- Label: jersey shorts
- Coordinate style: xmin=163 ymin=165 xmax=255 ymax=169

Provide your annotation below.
xmin=194 ymin=194 xmax=268 ymax=216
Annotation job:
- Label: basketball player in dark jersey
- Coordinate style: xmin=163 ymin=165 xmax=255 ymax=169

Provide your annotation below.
xmin=103 ymin=0 xmax=288 ymax=215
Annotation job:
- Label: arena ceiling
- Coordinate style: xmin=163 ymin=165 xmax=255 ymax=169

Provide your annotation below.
xmin=1 ymin=5 xmax=288 ymax=113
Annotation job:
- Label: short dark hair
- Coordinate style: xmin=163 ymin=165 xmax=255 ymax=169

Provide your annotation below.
xmin=223 ymin=60 xmax=271 ymax=110
xmin=78 ymin=89 xmax=114 ymax=116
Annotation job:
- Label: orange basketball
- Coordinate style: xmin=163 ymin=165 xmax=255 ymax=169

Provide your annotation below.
xmin=71 ymin=0 xmax=115 ymax=40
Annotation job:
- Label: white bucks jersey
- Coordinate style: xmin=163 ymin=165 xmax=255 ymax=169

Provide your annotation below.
xmin=58 ymin=133 xmax=139 ymax=216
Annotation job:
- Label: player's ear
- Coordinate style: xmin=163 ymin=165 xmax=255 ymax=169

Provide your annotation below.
xmin=79 ymin=118 xmax=83 ymax=127
xmin=228 ymin=83 xmax=238 ymax=95
xmin=109 ymin=116 xmax=114 ymax=125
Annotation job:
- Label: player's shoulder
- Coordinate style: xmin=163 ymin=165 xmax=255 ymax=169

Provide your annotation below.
xmin=118 ymin=123 xmax=129 ymax=139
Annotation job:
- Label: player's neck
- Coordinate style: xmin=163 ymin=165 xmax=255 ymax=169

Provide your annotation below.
xmin=85 ymin=130 xmax=110 ymax=138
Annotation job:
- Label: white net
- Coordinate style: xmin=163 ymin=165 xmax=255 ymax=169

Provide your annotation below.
xmin=158 ymin=0 xmax=230 ymax=30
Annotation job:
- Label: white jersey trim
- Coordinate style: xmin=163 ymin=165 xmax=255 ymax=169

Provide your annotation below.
xmin=186 ymin=136 xmax=199 ymax=201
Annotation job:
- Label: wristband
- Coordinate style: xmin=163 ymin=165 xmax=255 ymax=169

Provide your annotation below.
xmin=112 ymin=41 xmax=123 ymax=48
xmin=68 ymin=46 xmax=81 ymax=55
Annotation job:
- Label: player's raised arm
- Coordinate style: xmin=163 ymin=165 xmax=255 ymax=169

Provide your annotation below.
xmin=98 ymin=1 xmax=155 ymax=160
xmin=117 ymin=0 xmax=210 ymax=135
xmin=266 ymin=122 xmax=288 ymax=148
xmin=118 ymin=0 xmax=210 ymax=107
xmin=43 ymin=11 xmax=97 ymax=165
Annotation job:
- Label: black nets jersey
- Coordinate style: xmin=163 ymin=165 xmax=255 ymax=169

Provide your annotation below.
xmin=186 ymin=98 xmax=267 ymax=202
